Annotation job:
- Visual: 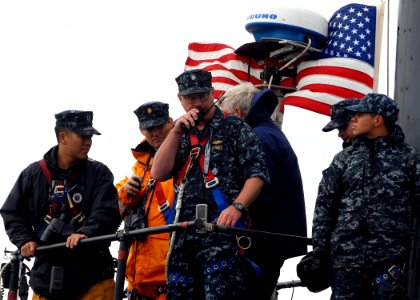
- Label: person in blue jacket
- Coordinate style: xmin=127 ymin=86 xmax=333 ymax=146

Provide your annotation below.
xmin=221 ymin=83 xmax=307 ymax=300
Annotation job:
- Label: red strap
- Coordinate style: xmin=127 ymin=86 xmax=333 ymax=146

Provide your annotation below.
xmin=39 ymin=159 xmax=57 ymax=218
xmin=118 ymin=249 xmax=129 ymax=260
xmin=175 ymin=133 xmax=215 ymax=186
xmin=189 ymin=133 xmax=207 ymax=147
xmin=196 ymin=147 xmax=215 ymax=182
xmin=38 ymin=159 xmax=82 ymax=219
xmin=175 ymin=153 xmax=194 ymax=186
xmin=189 ymin=134 xmax=216 ymax=183
xmin=154 ymin=181 xmax=171 ymax=211
xmin=39 ymin=159 xmax=52 ymax=184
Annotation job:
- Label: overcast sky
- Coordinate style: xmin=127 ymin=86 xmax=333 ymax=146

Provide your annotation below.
xmin=0 ymin=1 xmax=396 ymax=298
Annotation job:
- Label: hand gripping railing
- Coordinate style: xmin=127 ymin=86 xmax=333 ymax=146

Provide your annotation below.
xmin=14 ymin=204 xmax=313 ymax=300
xmin=36 ymin=220 xmax=195 ymax=300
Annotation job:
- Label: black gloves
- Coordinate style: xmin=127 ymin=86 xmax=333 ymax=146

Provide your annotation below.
xmin=296 ymin=250 xmax=332 ymax=293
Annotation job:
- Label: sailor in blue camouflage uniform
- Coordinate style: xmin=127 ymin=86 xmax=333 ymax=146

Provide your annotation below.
xmin=151 ymin=69 xmax=269 ymax=300
xmin=322 ymin=98 xmax=360 ymax=149
xmin=312 ymin=93 xmax=420 ymax=299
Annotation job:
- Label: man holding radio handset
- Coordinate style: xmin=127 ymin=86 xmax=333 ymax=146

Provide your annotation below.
xmin=151 ymin=69 xmax=269 ymax=300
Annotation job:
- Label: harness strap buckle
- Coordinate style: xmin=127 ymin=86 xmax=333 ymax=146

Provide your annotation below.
xmin=388 ymin=265 xmax=401 ymax=280
xmin=158 ymin=200 xmax=170 ymax=212
xmin=44 ymin=215 xmax=52 ymax=224
xmin=148 ymin=178 xmax=156 ymax=187
xmin=371 ymin=264 xmax=402 ymax=286
xmin=53 ymin=184 xmax=65 ymax=195
xmin=190 ymin=147 xmax=201 ymax=159
xmin=236 ymin=235 xmax=251 ymax=250
xmin=71 ymin=212 xmax=86 ymax=225
xmin=205 ymin=177 xmax=219 ymax=189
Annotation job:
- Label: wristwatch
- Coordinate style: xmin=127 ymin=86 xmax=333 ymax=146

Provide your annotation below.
xmin=232 ymin=202 xmax=245 ymax=212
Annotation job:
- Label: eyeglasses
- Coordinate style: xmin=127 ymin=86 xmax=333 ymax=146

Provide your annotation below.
xmin=182 ymin=93 xmax=210 ymax=103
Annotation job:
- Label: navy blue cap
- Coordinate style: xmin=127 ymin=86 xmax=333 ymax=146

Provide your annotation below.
xmin=346 ymin=93 xmax=399 ymax=124
xmin=175 ymin=69 xmax=213 ymax=96
xmin=55 ymin=110 xmax=100 ymax=136
xmin=134 ymin=101 xmax=169 ymax=130
xmin=322 ymin=98 xmax=360 ymax=132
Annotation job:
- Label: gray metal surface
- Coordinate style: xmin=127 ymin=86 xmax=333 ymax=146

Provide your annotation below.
xmin=395 ymin=0 xmax=420 ymax=151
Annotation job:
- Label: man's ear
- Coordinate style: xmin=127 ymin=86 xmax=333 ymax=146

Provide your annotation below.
xmin=374 ymin=114 xmax=385 ymax=127
xmin=234 ymin=107 xmax=246 ymax=119
xmin=58 ymin=131 xmax=67 ymax=144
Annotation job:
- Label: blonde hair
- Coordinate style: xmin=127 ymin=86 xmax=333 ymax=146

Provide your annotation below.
xmin=221 ymin=83 xmax=259 ymax=115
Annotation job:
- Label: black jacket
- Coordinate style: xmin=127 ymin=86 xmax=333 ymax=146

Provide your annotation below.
xmin=1 ymin=146 xmax=121 ymax=299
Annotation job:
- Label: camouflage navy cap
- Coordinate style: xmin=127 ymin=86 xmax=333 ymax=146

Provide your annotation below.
xmin=55 ymin=110 xmax=101 ymax=136
xmin=346 ymin=93 xmax=399 ymax=124
xmin=322 ymin=98 xmax=360 ymax=132
xmin=133 ymin=101 xmax=169 ymax=130
xmin=175 ymin=69 xmax=212 ymax=96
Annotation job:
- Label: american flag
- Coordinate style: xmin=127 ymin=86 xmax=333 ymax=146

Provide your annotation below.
xmin=184 ymin=42 xmax=264 ymax=100
xmin=281 ymin=3 xmax=382 ymax=115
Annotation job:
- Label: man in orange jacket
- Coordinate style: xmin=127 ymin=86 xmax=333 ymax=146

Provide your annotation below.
xmin=116 ymin=101 xmax=174 ymax=300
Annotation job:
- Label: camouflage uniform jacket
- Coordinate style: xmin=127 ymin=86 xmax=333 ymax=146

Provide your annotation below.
xmin=173 ymin=108 xmax=269 ymax=240
xmin=312 ymin=125 xmax=420 ymax=268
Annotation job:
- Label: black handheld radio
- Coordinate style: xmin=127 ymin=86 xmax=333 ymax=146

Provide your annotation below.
xmin=180 ymin=94 xmax=224 ymax=132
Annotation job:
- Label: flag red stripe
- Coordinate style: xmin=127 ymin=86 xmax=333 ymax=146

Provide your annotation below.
xmin=212 ymin=76 xmax=240 ymax=86
xmin=187 ymin=43 xmax=263 ymax=69
xmin=188 ymin=42 xmax=236 ymax=52
xmin=212 ymin=89 xmax=225 ymax=100
xmin=201 ymin=65 xmax=261 ymax=84
xmin=296 ymin=66 xmax=373 ymax=88
xmin=186 ymin=56 xmax=263 ymax=71
xmin=186 ymin=54 xmax=261 ymax=67
xmin=184 ymin=42 xmax=264 ymax=97
xmin=279 ymin=77 xmax=296 ymax=88
xmin=185 ymin=61 xmax=262 ymax=81
xmin=299 ymin=84 xmax=366 ymax=99
xmin=281 ymin=96 xmax=331 ymax=115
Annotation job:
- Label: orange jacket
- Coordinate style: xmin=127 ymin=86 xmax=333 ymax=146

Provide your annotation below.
xmin=116 ymin=139 xmax=174 ymax=298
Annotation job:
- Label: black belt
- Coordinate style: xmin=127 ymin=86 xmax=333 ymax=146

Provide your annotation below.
xmin=128 ymin=285 xmax=166 ymax=300
xmin=128 ymin=291 xmax=155 ymax=300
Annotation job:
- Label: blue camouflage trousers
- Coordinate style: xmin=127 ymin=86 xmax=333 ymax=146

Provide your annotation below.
xmin=331 ymin=267 xmax=407 ymax=300
xmin=166 ymin=232 xmax=247 ymax=300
